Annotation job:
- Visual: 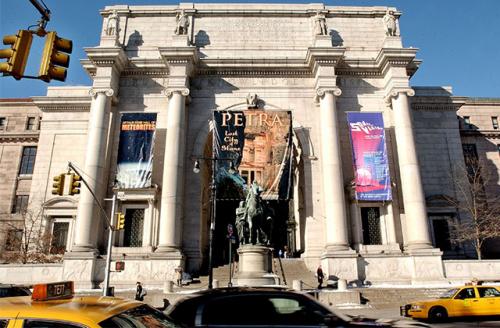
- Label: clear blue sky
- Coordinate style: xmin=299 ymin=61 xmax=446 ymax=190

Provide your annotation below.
xmin=1 ymin=0 xmax=499 ymax=99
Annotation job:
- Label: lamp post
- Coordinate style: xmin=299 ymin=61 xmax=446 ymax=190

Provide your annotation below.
xmin=193 ymin=158 xmax=235 ymax=289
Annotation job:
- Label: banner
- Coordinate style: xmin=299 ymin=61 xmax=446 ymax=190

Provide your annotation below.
xmin=347 ymin=112 xmax=392 ymax=201
xmin=115 ymin=113 xmax=157 ymax=188
xmin=213 ymin=110 xmax=293 ymax=200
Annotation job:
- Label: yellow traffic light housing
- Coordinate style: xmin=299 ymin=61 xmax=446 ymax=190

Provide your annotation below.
xmin=39 ymin=31 xmax=72 ymax=82
xmin=116 ymin=213 xmax=126 ymax=230
xmin=0 ymin=30 xmax=33 ymax=79
xmin=68 ymin=173 xmax=81 ymax=195
xmin=51 ymin=174 xmax=65 ymax=196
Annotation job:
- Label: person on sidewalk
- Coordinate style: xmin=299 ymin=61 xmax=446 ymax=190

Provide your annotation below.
xmin=316 ymin=265 xmax=325 ymax=289
xmin=135 ymin=281 xmax=145 ymax=301
xmin=176 ymin=267 xmax=183 ymax=287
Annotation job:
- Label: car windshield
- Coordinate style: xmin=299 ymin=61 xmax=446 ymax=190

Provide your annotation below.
xmin=99 ymin=304 xmax=180 ymax=328
xmin=439 ymin=288 xmax=459 ymax=299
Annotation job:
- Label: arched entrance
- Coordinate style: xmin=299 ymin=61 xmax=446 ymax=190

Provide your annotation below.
xmin=196 ymin=107 xmax=305 ymax=269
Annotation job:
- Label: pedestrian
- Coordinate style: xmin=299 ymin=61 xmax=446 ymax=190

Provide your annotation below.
xmin=278 ymin=249 xmax=283 ymax=258
xmin=176 ymin=267 xmax=183 ymax=287
xmin=316 ymin=265 xmax=325 ymax=289
xmin=135 ymin=281 xmax=146 ymax=301
xmin=284 ymin=245 xmax=289 ymax=258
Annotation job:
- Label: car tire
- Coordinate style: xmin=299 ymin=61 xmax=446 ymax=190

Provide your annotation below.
xmin=428 ymin=306 xmax=448 ymax=323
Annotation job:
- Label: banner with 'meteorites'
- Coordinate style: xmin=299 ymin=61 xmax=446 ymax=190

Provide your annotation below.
xmin=347 ymin=112 xmax=392 ymax=201
xmin=115 ymin=113 xmax=157 ymax=188
xmin=213 ymin=110 xmax=293 ymax=200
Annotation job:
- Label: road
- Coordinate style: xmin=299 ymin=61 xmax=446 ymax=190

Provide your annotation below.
xmin=339 ymin=307 xmax=500 ymax=327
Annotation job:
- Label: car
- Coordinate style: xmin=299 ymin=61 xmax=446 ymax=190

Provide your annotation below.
xmin=0 ymin=283 xmax=31 ymax=298
xmin=166 ymin=287 xmax=429 ymax=327
xmin=0 ymin=281 xmax=181 ymax=328
xmin=401 ymin=285 xmax=500 ymax=322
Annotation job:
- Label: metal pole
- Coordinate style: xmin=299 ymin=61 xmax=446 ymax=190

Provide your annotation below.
xmin=208 ymin=161 xmax=216 ymax=289
xmin=228 ymin=237 xmax=232 ymax=287
xmin=103 ymin=194 xmax=117 ymax=296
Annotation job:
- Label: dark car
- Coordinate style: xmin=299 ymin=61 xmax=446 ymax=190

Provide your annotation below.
xmin=166 ymin=287 xmax=429 ymax=327
xmin=0 ymin=284 xmax=31 ymax=298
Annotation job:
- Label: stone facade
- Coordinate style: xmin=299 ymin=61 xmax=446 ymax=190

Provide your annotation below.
xmin=0 ymin=99 xmax=41 ymax=255
xmin=0 ymin=3 xmax=499 ymax=287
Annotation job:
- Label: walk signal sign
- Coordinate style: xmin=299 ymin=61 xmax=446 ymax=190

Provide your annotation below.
xmin=0 ymin=30 xmax=33 ymax=79
xmin=51 ymin=174 xmax=65 ymax=196
xmin=39 ymin=31 xmax=72 ymax=82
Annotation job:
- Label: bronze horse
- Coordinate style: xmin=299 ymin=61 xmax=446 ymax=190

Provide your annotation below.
xmin=245 ymin=185 xmax=271 ymax=245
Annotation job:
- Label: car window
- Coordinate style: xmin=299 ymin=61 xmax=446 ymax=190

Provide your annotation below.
xmin=0 ymin=319 xmax=8 ymax=328
xmin=0 ymin=287 xmax=31 ymax=298
xmin=99 ymin=304 xmax=179 ymax=328
xmin=166 ymin=298 xmax=199 ymax=327
xmin=454 ymin=288 xmax=476 ymax=299
xmin=439 ymin=288 xmax=458 ymax=299
xmin=477 ymin=287 xmax=500 ymax=298
xmin=23 ymin=320 xmax=85 ymax=328
xmin=202 ymin=294 xmax=329 ymax=326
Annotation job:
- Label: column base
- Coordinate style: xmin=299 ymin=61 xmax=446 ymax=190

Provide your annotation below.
xmin=150 ymin=246 xmax=184 ymax=260
xmin=321 ymin=248 xmax=358 ymax=284
xmin=314 ymin=35 xmax=332 ymax=47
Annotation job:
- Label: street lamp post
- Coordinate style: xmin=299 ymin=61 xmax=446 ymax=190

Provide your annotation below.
xmin=193 ymin=158 xmax=235 ymax=289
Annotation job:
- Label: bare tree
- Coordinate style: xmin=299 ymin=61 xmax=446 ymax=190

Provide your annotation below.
xmin=0 ymin=205 xmax=62 ymax=264
xmin=446 ymin=157 xmax=500 ymax=260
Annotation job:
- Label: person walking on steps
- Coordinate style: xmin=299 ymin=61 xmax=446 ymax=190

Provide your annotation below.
xmin=316 ymin=265 xmax=325 ymax=289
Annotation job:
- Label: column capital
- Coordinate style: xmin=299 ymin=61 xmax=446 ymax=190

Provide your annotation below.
xmin=163 ymin=87 xmax=190 ymax=98
xmin=315 ymin=87 xmax=342 ymax=102
xmin=89 ymin=88 xmax=114 ymax=98
xmin=384 ymin=87 xmax=415 ymax=104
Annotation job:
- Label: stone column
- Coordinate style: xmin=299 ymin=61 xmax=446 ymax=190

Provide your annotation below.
xmin=156 ymin=88 xmax=189 ymax=253
xmin=384 ymin=203 xmax=397 ymax=245
xmin=388 ymin=88 xmax=432 ymax=250
xmin=317 ymin=87 xmax=350 ymax=252
xmin=72 ymin=88 xmax=113 ymax=252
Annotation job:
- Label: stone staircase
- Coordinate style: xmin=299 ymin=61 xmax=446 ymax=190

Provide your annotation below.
xmin=184 ymin=257 xmax=318 ymax=290
xmin=355 ymin=287 xmax=450 ymax=309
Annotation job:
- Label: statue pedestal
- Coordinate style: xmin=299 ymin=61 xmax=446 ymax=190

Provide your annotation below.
xmin=233 ymin=245 xmax=279 ymax=286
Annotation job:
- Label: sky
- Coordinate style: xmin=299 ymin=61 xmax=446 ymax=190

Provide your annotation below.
xmin=1 ymin=0 xmax=499 ymax=99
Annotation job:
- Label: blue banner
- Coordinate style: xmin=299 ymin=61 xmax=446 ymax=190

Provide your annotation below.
xmin=115 ymin=113 xmax=157 ymax=188
xmin=347 ymin=112 xmax=392 ymax=201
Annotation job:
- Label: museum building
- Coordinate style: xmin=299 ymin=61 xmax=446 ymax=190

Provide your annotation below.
xmin=1 ymin=3 xmax=499 ymax=288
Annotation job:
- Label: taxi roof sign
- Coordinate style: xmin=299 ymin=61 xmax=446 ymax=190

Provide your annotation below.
xmin=32 ymin=281 xmax=74 ymax=301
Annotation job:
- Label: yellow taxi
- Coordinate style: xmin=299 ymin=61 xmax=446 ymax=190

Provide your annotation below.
xmin=401 ymin=285 xmax=500 ymax=322
xmin=0 ymin=281 xmax=180 ymax=328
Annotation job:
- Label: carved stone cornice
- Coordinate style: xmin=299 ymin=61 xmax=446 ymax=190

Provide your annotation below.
xmin=384 ymin=87 xmax=415 ymax=104
xmin=158 ymin=46 xmax=197 ymax=76
xmin=376 ymin=48 xmax=418 ymax=75
xmin=83 ymin=46 xmax=128 ymax=74
xmin=411 ymin=103 xmax=462 ymax=112
xmin=0 ymin=132 xmax=39 ymax=144
xmin=32 ymin=96 xmax=92 ymax=112
xmin=305 ymin=47 xmax=345 ymax=76
xmin=460 ymin=130 xmax=500 ymax=139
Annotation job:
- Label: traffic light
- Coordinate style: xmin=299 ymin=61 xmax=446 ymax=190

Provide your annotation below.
xmin=68 ymin=173 xmax=81 ymax=195
xmin=0 ymin=30 xmax=33 ymax=79
xmin=51 ymin=174 xmax=65 ymax=196
xmin=116 ymin=212 xmax=125 ymax=230
xmin=39 ymin=31 xmax=72 ymax=82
